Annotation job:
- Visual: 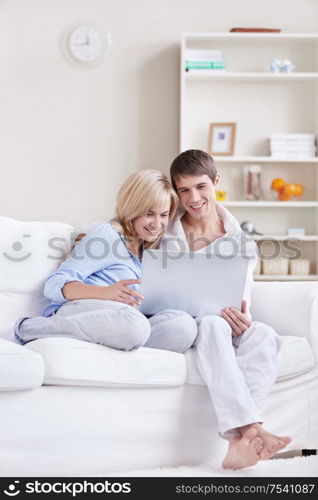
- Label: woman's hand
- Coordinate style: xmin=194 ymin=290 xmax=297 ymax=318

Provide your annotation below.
xmin=62 ymin=279 xmax=143 ymax=307
xmin=100 ymin=279 xmax=144 ymax=307
xmin=221 ymin=299 xmax=252 ymax=337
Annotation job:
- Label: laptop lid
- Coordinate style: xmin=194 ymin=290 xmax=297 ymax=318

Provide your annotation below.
xmin=139 ymin=249 xmax=249 ymax=317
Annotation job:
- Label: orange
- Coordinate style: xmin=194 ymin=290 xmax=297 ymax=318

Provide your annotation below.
xmin=278 ymin=186 xmax=292 ymax=201
xmin=293 ymin=183 xmax=304 ymax=197
xmin=271 ymin=178 xmax=285 ymax=192
xmin=284 ymin=183 xmax=304 ymax=197
xmin=284 ymin=183 xmax=298 ymax=196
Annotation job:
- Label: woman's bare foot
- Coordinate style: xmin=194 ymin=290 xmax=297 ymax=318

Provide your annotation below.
xmin=241 ymin=424 xmax=291 ymax=460
xmin=222 ymin=428 xmax=263 ymax=470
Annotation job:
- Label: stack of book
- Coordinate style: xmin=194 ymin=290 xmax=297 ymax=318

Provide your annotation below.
xmin=270 ymin=133 xmax=317 ymax=159
xmin=184 ymin=49 xmax=225 ymax=73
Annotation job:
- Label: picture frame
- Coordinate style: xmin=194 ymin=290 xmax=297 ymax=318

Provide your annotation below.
xmin=208 ymin=122 xmax=237 ymax=156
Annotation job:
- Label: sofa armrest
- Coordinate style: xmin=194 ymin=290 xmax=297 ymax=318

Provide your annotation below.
xmin=250 ymin=281 xmax=318 ymax=357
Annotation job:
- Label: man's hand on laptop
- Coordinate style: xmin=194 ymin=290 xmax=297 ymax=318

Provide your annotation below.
xmin=221 ymin=299 xmax=252 ymax=336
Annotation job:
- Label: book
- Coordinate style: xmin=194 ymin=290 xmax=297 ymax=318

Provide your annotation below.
xmin=184 ymin=49 xmax=225 ymax=72
xmin=185 ymin=61 xmax=225 ymax=70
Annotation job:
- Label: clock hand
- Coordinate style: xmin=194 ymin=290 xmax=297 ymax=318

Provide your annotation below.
xmin=74 ymin=37 xmax=90 ymax=46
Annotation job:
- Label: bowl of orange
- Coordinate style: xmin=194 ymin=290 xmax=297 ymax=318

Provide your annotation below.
xmin=270 ymin=178 xmax=304 ymax=201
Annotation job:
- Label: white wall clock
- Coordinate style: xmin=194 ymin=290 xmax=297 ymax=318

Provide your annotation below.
xmin=68 ymin=25 xmax=112 ymax=64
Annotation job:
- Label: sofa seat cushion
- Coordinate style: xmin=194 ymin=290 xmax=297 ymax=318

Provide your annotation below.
xmin=0 ymin=339 xmax=44 ymax=390
xmin=26 ymin=337 xmax=186 ymax=388
xmin=185 ymin=335 xmax=316 ymax=385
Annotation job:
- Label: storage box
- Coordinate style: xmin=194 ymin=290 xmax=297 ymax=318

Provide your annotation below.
xmin=271 ymin=150 xmax=316 ymax=159
xmin=269 ymin=133 xmax=317 ymax=158
xmin=270 ymin=133 xmax=316 ymax=142
xmin=270 ymin=141 xmax=316 ymax=152
xmin=262 ymin=258 xmax=289 ymax=275
xmin=289 ymin=259 xmax=310 ymax=275
xmin=288 ymin=228 xmax=305 ymax=237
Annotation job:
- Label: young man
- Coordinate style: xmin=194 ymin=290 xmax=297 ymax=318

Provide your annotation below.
xmin=163 ymin=149 xmax=291 ymax=469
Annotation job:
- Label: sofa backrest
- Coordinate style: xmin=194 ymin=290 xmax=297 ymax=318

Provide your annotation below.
xmin=251 ymin=280 xmax=318 ymax=340
xmin=0 ymin=217 xmax=75 ymax=338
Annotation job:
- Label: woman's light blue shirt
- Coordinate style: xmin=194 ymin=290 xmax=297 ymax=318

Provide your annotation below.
xmin=42 ymin=222 xmax=141 ymax=317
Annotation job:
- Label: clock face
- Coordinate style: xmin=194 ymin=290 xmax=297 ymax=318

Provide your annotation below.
xmin=68 ymin=26 xmax=111 ymax=63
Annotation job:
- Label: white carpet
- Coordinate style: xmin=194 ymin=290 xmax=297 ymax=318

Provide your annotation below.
xmin=100 ymin=456 xmax=318 ymax=477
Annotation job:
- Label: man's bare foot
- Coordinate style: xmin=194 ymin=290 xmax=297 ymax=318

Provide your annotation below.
xmin=222 ymin=428 xmax=263 ymax=470
xmin=241 ymin=424 xmax=291 ymax=460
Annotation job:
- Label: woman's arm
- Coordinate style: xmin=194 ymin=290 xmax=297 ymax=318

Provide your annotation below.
xmin=44 ymin=222 xmax=119 ymax=305
xmin=62 ymin=280 xmax=143 ymax=306
xmin=62 ymin=281 xmax=107 ymax=300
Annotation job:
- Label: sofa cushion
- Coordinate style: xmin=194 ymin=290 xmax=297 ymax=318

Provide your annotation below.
xmin=24 ymin=334 xmax=315 ymax=389
xmin=27 ymin=337 xmax=186 ymax=387
xmin=185 ymin=335 xmax=316 ymax=385
xmin=0 ymin=339 xmax=45 ymax=390
xmin=0 ymin=217 xmax=75 ymax=337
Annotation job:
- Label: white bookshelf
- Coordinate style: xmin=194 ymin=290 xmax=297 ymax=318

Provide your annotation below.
xmin=252 ymin=235 xmax=318 ymax=241
xmin=186 ymin=72 xmax=318 ymax=81
xmin=254 ymin=274 xmax=318 ymax=281
xmin=223 ymin=201 xmax=318 ymax=207
xmin=180 ymin=32 xmax=318 ymax=281
xmin=223 ymin=200 xmax=318 ymax=206
xmin=184 ymin=33 xmax=318 ymax=40
xmin=216 ymin=156 xmax=318 ymax=163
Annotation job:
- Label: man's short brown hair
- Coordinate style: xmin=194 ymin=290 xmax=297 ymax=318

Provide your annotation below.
xmin=170 ymin=150 xmax=218 ymax=190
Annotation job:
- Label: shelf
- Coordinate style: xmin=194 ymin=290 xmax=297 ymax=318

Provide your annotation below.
xmin=253 ymin=235 xmax=318 ymax=241
xmin=185 ymin=72 xmax=318 ymax=82
xmin=215 ymin=156 xmax=318 ymax=163
xmin=223 ymin=201 xmax=318 ymax=208
xmin=254 ymin=274 xmax=318 ymax=281
xmin=184 ymin=32 xmax=318 ymax=41
xmin=181 ymin=31 xmax=318 ymax=278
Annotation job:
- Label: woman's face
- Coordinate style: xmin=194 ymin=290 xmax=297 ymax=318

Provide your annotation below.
xmin=132 ymin=202 xmax=170 ymax=242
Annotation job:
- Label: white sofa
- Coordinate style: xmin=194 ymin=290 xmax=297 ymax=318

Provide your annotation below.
xmin=0 ymin=216 xmax=317 ymax=477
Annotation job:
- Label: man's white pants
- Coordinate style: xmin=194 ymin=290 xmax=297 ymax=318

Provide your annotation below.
xmin=193 ymin=315 xmax=281 ymax=439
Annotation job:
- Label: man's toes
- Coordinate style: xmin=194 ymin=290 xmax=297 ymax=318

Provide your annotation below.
xmin=259 ymin=445 xmax=272 ymax=460
xmin=259 ymin=449 xmax=268 ymax=460
xmin=259 ymin=436 xmax=291 ymax=460
xmin=271 ymin=439 xmax=281 ymax=451
xmin=282 ymin=436 xmax=292 ymax=445
xmin=274 ymin=437 xmax=289 ymax=451
xmin=253 ymin=437 xmax=263 ymax=454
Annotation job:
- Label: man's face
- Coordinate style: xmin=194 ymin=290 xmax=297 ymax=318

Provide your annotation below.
xmin=173 ymin=174 xmax=219 ymax=220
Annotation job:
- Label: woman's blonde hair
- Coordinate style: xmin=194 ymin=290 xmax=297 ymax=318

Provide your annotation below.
xmin=112 ymin=169 xmax=178 ymax=255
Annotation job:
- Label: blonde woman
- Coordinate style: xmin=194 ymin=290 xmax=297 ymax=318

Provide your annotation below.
xmin=14 ymin=170 xmax=197 ymax=352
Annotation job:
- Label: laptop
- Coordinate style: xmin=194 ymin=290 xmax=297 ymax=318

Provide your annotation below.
xmin=138 ymin=249 xmax=249 ymax=317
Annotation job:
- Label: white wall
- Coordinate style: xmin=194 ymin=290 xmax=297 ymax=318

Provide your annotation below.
xmin=1 ymin=0 xmax=318 ymax=227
